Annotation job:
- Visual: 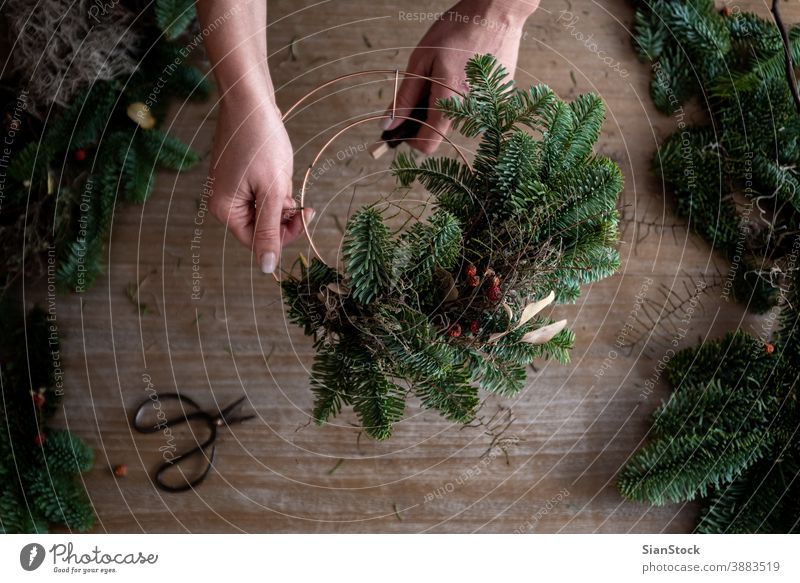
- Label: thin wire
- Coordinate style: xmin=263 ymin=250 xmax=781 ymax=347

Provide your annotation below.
xmin=280 ymin=69 xmax=466 ymax=121
xmin=271 ymin=69 xmax=471 ymax=281
xmin=298 ymin=114 xmax=472 ymax=268
xmin=392 ymin=68 xmax=399 ymax=118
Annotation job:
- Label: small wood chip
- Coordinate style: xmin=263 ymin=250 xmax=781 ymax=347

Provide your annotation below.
xmin=369 ymin=141 xmax=390 ymax=159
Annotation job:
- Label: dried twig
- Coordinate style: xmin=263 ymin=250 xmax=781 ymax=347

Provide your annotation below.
xmin=771 ymin=0 xmax=800 ymax=114
xmin=392 ymin=502 xmax=403 ymax=521
xmin=327 ymin=458 xmax=345 ymax=475
xmin=620 ymin=272 xmax=721 ymax=355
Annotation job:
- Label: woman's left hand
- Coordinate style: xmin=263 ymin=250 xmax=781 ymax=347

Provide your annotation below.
xmin=382 ymin=0 xmax=539 ymax=154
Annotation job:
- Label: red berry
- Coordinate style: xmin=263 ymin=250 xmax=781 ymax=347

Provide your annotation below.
xmin=34 ymin=432 xmax=45 ymax=446
xmin=448 ymin=324 xmax=462 ymax=338
xmin=466 ymin=275 xmax=480 ymax=288
xmin=469 ymin=320 xmax=480 ymax=335
xmin=490 ymin=275 xmax=501 ymax=288
xmin=32 ymin=392 xmax=45 ymax=409
xmin=464 ymin=265 xmax=477 ymax=278
xmin=721 ymin=6 xmax=731 ymax=17
xmin=766 ymin=343 xmax=775 ymax=354
xmin=486 ymin=286 xmax=502 ymax=302
xmin=73 ymin=148 xmax=87 ymax=161
xmin=113 ymin=464 xmax=128 ymax=478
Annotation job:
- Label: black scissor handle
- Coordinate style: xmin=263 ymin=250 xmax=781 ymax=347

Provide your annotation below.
xmin=154 ymin=444 xmax=217 ymax=493
xmin=379 ymin=95 xmax=429 ymax=148
xmin=132 ymin=392 xmax=254 ymax=492
xmin=132 ymin=393 xmax=207 ymax=433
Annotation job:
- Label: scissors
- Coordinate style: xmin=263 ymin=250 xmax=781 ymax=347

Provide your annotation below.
xmin=132 ymin=393 xmax=255 ymax=493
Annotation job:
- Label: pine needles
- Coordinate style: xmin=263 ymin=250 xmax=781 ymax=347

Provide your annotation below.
xmin=282 ymin=54 xmax=623 ymax=440
xmin=617 ymin=326 xmax=800 ymax=532
xmin=0 ymin=2 xmax=207 ymax=294
xmin=633 ymin=0 xmax=800 ymax=312
xmin=0 ymin=306 xmax=95 ymax=533
xmin=620 ymin=1 xmax=800 ymax=533
xmin=0 ymin=0 xmax=208 ymax=533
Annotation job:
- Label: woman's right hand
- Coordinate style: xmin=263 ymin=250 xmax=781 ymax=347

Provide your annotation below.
xmin=208 ymin=94 xmax=312 ymax=275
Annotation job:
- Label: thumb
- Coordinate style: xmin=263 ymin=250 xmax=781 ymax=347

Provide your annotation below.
xmin=381 ymin=56 xmax=428 ymax=132
xmin=254 ymin=179 xmax=291 ymax=274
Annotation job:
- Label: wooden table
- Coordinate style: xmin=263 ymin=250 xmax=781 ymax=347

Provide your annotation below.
xmin=49 ymin=0 xmax=795 ymax=532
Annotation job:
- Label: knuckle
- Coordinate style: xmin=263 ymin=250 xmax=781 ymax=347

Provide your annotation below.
xmin=208 ymin=193 xmax=224 ymax=210
xmin=208 ymin=197 xmax=228 ymax=219
xmin=414 ymin=139 xmax=438 ymax=155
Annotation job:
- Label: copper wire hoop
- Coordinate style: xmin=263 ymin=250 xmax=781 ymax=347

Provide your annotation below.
xmin=281 ymin=69 xmax=467 ymax=121
xmin=280 ymin=69 xmax=474 ymax=270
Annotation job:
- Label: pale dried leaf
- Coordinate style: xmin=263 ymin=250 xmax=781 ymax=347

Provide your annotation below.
xmin=127 ymin=101 xmax=155 ymax=129
xmin=326 ymin=282 xmax=348 ymax=295
xmin=439 ymin=269 xmax=459 ymax=302
xmin=520 ymin=319 xmax=568 ymax=345
xmin=515 ymin=291 xmax=555 ymax=330
xmin=445 ymin=285 xmax=459 ymax=302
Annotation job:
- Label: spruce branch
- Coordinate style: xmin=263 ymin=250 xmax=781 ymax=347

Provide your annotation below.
xmin=284 ymin=54 xmax=622 ymax=439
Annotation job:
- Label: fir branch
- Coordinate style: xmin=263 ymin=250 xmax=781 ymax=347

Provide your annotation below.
xmin=155 ymin=0 xmax=197 ymax=41
xmin=713 ymin=29 xmax=800 ymax=97
xmin=618 ymin=425 xmax=772 ymax=505
xmin=343 ymin=207 xmax=393 ymax=304
xmin=284 ymin=54 xmax=620 ymax=440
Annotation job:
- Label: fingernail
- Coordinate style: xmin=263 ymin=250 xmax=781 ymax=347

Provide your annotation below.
xmin=260 ymin=252 xmax=277 ymax=274
xmin=379 ymin=117 xmax=394 ymax=130
xmin=307 ymin=208 xmax=316 ymax=222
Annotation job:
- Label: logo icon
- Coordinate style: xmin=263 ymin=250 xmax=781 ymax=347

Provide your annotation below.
xmin=20 ymin=543 xmax=46 ymax=571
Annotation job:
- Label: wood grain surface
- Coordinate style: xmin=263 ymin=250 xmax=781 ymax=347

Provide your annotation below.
xmin=42 ymin=0 xmax=800 ymax=532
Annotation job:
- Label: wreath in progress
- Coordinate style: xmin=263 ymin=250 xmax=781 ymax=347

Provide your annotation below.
xmin=282 ymin=55 xmax=623 ymax=439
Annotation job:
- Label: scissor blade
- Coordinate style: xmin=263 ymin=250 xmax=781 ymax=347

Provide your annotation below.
xmin=217 ymin=396 xmax=253 ymax=426
xmin=230 ymin=414 xmax=257 ymax=425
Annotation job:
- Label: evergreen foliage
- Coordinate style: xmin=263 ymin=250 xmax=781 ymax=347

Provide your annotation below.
xmin=282 ymin=55 xmax=623 ymax=440
xmin=0 ymin=1 xmax=208 ymax=534
xmin=343 ymin=208 xmax=394 ymax=304
xmin=632 ymin=0 xmax=800 ymax=312
xmin=0 ymin=4 xmax=207 ymax=294
xmin=0 ymin=305 xmax=95 ymax=533
xmin=618 ymin=288 xmax=800 ymax=532
xmin=155 ymin=0 xmax=198 ymax=40
xmin=620 ymin=0 xmax=800 ymax=534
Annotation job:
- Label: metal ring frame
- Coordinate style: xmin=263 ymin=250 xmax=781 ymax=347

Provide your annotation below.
xmin=279 ymin=69 xmax=473 ymax=271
